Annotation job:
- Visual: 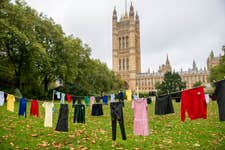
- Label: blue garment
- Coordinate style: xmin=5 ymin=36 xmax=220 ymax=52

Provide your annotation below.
xmin=18 ymin=98 xmax=26 ymax=117
xmin=118 ymin=92 xmax=124 ymax=101
xmin=103 ymin=95 xmax=108 ymax=105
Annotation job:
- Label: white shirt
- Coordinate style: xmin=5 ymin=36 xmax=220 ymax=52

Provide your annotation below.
xmin=42 ymin=102 xmax=54 ymax=127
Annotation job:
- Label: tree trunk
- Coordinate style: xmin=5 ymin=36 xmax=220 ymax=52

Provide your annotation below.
xmin=44 ymin=76 xmax=48 ymax=92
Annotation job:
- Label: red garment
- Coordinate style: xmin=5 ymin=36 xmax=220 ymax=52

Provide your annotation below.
xmin=66 ymin=94 xmax=72 ymax=103
xmin=30 ymin=100 xmax=39 ymax=117
xmin=181 ymin=86 xmax=207 ymax=122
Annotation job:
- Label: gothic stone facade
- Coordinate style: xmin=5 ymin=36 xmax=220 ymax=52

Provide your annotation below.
xmin=112 ymin=4 xmax=220 ymax=92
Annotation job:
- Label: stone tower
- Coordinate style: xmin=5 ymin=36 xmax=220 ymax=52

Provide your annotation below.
xmin=112 ymin=2 xmax=141 ymax=90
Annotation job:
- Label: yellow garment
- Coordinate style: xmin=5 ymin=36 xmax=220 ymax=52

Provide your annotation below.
xmin=126 ymin=90 xmax=132 ymax=101
xmin=42 ymin=102 xmax=54 ymax=127
xmin=7 ymin=94 xmax=15 ymax=112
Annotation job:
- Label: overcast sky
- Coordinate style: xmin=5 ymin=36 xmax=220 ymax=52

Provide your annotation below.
xmin=25 ymin=0 xmax=225 ymax=72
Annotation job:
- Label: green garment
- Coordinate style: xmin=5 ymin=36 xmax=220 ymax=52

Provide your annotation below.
xmin=147 ymin=97 xmax=152 ymax=104
xmin=84 ymin=96 xmax=90 ymax=106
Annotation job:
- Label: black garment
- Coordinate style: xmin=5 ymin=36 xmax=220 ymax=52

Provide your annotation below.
xmin=118 ymin=92 xmax=125 ymax=107
xmin=147 ymin=97 xmax=152 ymax=104
xmin=72 ymin=96 xmax=77 ymax=107
xmin=149 ymin=91 xmax=157 ymax=96
xmin=96 ymin=96 xmax=102 ymax=103
xmin=91 ymin=104 xmax=103 ymax=116
xmin=74 ymin=104 xmax=85 ymax=123
xmin=209 ymin=93 xmax=217 ymax=101
xmin=55 ymin=104 xmax=69 ymax=132
xmin=175 ymin=98 xmax=181 ymax=103
xmin=110 ymin=102 xmax=126 ymax=141
xmin=155 ymin=95 xmax=174 ymax=115
xmin=214 ymin=79 xmax=225 ymax=121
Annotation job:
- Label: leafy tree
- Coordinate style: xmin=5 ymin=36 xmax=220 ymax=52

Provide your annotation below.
xmin=210 ymin=45 xmax=225 ymax=82
xmin=192 ymin=81 xmax=202 ymax=87
xmin=155 ymin=72 xmax=186 ymax=95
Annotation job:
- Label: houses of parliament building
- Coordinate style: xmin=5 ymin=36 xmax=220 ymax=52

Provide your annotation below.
xmin=112 ymin=3 xmax=221 ymax=92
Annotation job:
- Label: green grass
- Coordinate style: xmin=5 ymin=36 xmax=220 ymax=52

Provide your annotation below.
xmin=0 ymin=100 xmax=224 ymax=149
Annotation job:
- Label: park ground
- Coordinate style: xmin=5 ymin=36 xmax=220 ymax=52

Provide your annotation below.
xmin=0 ymin=100 xmax=225 ymax=149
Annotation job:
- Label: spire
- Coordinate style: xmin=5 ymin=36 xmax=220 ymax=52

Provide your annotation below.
xmin=192 ymin=59 xmax=198 ymax=71
xmin=129 ymin=1 xmax=134 ymax=17
xmin=113 ymin=6 xmax=117 ymax=21
xmin=166 ymin=54 xmax=170 ymax=65
xmin=210 ymin=50 xmax=214 ymax=58
xmin=135 ymin=11 xmax=139 ymax=24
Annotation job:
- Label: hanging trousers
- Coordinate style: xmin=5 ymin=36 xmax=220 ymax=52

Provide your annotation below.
xmin=110 ymin=102 xmax=126 ymax=141
xmin=55 ymin=104 xmax=69 ymax=132
xmin=215 ymin=79 xmax=225 ymax=121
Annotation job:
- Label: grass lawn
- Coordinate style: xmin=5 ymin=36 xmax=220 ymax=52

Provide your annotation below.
xmin=0 ymin=99 xmax=224 ymax=149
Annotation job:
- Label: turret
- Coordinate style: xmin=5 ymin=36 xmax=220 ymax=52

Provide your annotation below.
xmin=192 ymin=59 xmax=198 ymax=71
xmin=135 ymin=11 xmax=139 ymax=24
xmin=112 ymin=7 xmax=117 ymax=22
xmin=129 ymin=2 xmax=134 ymax=18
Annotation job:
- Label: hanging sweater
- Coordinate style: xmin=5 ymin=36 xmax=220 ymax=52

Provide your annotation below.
xmin=181 ymin=86 xmax=207 ymax=122
xmin=214 ymin=79 xmax=225 ymax=121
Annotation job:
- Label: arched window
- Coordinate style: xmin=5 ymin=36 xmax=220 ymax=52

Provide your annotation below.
xmin=126 ymin=58 xmax=129 ymax=70
xmin=122 ymin=37 xmax=125 ymax=49
xmin=123 ymin=58 xmax=125 ymax=70
xmin=119 ymin=37 xmax=121 ymax=49
xmin=119 ymin=59 xmax=121 ymax=71
xmin=126 ymin=36 xmax=129 ymax=48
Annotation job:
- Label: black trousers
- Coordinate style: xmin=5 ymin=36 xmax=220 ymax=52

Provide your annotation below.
xmin=55 ymin=104 xmax=69 ymax=132
xmin=91 ymin=104 xmax=103 ymax=116
xmin=215 ymin=79 xmax=225 ymax=121
xmin=110 ymin=102 xmax=126 ymax=141
xmin=74 ymin=104 xmax=85 ymax=123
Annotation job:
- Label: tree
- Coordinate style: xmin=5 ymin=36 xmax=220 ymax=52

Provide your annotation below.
xmin=210 ymin=45 xmax=225 ymax=81
xmin=155 ymin=72 xmax=186 ymax=95
xmin=193 ymin=81 xmax=202 ymax=87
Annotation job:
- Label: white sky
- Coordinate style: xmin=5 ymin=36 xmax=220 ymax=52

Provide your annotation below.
xmin=25 ymin=0 xmax=225 ymax=72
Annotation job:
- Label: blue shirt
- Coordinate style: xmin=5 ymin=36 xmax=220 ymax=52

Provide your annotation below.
xmin=102 ymin=95 xmax=108 ymax=105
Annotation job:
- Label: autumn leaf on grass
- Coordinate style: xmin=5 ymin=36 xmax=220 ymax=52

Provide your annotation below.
xmin=30 ymin=133 xmax=39 ymax=137
xmin=193 ymin=143 xmax=200 ymax=147
xmin=37 ymin=141 xmax=49 ymax=147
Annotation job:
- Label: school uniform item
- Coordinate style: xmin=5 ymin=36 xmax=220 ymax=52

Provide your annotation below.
xmin=181 ymin=86 xmax=207 ymax=122
xmin=90 ymin=96 xmax=95 ymax=106
xmin=96 ymin=96 xmax=102 ymax=103
xmin=61 ymin=93 xmax=65 ymax=104
xmin=132 ymin=98 xmax=149 ymax=136
xmin=102 ymin=95 xmax=108 ymax=105
xmin=91 ymin=104 xmax=103 ymax=116
xmin=147 ymin=97 xmax=152 ymax=104
xmin=84 ymin=96 xmax=90 ymax=106
xmin=55 ymin=104 xmax=69 ymax=132
xmin=18 ymin=98 xmax=26 ymax=117
xmin=118 ymin=92 xmax=124 ymax=107
xmin=155 ymin=95 xmax=174 ymax=115
xmin=30 ymin=100 xmax=39 ymax=117
xmin=110 ymin=102 xmax=126 ymax=141
xmin=110 ymin=94 xmax=115 ymax=102
xmin=209 ymin=93 xmax=217 ymax=101
xmin=56 ymin=91 xmax=61 ymax=100
xmin=214 ymin=79 xmax=225 ymax=121
xmin=175 ymin=98 xmax=181 ymax=103
xmin=6 ymin=94 xmax=15 ymax=112
xmin=74 ymin=104 xmax=85 ymax=123
xmin=66 ymin=94 xmax=72 ymax=103
xmin=205 ymin=94 xmax=210 ymax=103
xmin=42 ymin=102 xmax=54 ymax=127
xmin=126 ymin=90 xmax=132 ymax=101
xmin=0 ymin=91 xmax=5 ymax=106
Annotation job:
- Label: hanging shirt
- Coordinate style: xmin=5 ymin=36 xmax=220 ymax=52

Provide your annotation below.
xmin=102 ymin=95 xmax=108 ymax=105
xmin=110 ymin=94 xmax=115 ymax=102
xmin=155 ymin=95 xmax=174 ymax=115
xmin=18 ymin=98 xmax=26 ymax=117
xmin=181 ymin=86 xmax=207 ymax=122
xmin=84 ymin=96 xmax=90 ymax=106
xmin=126 ymin=90 xmax=132 ymax=101
xmin=42 ymin=102 xmax=54 ymax=127
xmin=205 ymin=94 xmax=210 ymax=103
xmin=30 ymin=99 xmax=39 ymax=117
xmin=6 ymin=94 xmax=15 ymax=112
xmin=214 ymin=79 xmax=225 ymax=121
xmin=56 ymin=91 xmax=61 ymax=100
xmin=61 ymin=93 xmax=65 ymax=104
xmin=118 ymin=92 xmax=124 ymax=101
xmin=66 ymin=94 xmax=72 ymax=103
xmin=90 ymin=96 xmax=95 ymax=106
xmin=132 ymin=98 xmax=149 ymax=136
xmin=0 ymin=91 xmax=5 ymax=106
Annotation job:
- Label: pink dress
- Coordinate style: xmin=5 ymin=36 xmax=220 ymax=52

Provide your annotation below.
xmin=132 ymin=98 xmax=149 ymax=136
